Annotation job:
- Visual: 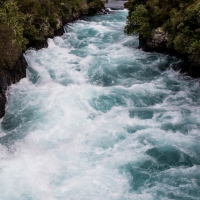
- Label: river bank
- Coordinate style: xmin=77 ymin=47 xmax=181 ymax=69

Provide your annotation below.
xmin=124 ymin=0 xmax=200 ymax=78
xmin=0 ymin=0 xmax=104 ymax=118
xmin=138 ymin=34 xmax=200 ymax=78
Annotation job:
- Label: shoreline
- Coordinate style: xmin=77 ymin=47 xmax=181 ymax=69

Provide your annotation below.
xmin=138 ymin=37 xmax=200 ymax=78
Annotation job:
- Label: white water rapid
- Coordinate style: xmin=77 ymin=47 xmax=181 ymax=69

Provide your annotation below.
xmin=0 ymin=10 xmax=199 ymax=200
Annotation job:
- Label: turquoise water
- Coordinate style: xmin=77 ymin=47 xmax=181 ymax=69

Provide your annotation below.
xmin=0 ymin=10 xmax=200 ymax=200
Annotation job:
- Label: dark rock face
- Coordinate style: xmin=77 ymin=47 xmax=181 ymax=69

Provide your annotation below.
xmin=139 ymin=28 xmax=173 ymax=54
xmin=0 ymin=55 xmax=27 ymax=118
xmin=27 ymin=39 xmax=49 ymax=50
xmin=173 ymin=59 xmax=200 ymax=78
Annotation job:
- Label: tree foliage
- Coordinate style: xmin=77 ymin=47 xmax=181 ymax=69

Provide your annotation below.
xmin=0 ymin=0 xmax=103 ymax=69
xmin=125 ymin=0 xmax=200 ymax=64
xmin=0 ymin=1 xmax=27 ymax=51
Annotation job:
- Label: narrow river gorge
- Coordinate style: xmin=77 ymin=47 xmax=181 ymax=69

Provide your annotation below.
xmin=0 ymin=9 xmax=199 ymax=200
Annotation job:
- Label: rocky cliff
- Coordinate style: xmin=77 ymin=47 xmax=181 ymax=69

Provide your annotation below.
xmin=138 ymin=27 xmax=170 ymax=53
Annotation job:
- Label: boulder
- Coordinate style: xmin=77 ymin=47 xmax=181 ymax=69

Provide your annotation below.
xmin=139 ymin=27 xmax=170 ymax=53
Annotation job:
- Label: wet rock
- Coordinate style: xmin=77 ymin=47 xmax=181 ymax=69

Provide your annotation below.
xmin=97 ymin=8 xmax=110 ymax=14
xmin=139 ymin=27 xmax=170 ymax=53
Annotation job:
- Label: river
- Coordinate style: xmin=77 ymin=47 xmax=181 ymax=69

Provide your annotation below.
xmin=0 ymin=9 xmax=200 ymax=200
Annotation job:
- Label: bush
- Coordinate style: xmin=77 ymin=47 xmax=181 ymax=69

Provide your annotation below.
xmin=0 ymin=1 xmax=28 ymax=51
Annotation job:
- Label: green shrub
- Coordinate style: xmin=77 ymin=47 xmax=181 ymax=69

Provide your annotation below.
xmin=0 ymin=1 xmax=28 ymax=51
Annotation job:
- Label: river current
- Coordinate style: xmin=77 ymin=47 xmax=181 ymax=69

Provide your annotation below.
xmin=0 ymin=10 xmax=200 ymax=200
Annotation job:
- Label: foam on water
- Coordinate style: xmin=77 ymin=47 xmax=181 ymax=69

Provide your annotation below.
xmin=0 ymin=10 xmax=200 ymax=200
